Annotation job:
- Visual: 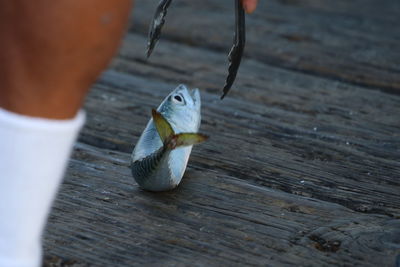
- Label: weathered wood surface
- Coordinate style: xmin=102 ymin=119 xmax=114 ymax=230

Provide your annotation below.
xmin=43 ymin=0 xmax=400 ymax=266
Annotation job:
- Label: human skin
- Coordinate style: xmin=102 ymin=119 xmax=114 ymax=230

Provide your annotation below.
xmin=0 ymin=0 xmax=257 ymax=120
xmin=0 ymin=0 xmax=133 ymax=119
xmin=242 ymin=0 xmax=258 ymax=13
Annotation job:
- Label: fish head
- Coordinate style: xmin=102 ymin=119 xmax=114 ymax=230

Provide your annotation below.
xmin=158 ymin=84 xmax=201 ymax=133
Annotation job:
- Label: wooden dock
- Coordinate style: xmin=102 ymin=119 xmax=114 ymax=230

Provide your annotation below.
xmin=43 ymin=0 xmax=400 ymax=266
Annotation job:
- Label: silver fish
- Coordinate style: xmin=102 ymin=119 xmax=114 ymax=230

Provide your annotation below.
xmin=131 ymin=84 xmax=207 ymax=192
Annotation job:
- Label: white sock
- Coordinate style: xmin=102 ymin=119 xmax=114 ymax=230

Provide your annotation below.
xmin=0 ymin=108 xmax=85 ymax=267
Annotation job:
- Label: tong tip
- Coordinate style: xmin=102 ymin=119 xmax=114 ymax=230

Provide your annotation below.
xmin=146 ymin=46 xmax=153 ymax=59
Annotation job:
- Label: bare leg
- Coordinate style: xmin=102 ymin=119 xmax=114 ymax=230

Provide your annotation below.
xmin=0 ymin=2 xmax=133 ymax=266
xmin=0 ymin=0 xmax=132 ymax=119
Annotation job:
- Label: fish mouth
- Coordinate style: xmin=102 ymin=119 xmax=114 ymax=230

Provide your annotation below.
xmin=190 ymin=88 xmax=200 ymax=103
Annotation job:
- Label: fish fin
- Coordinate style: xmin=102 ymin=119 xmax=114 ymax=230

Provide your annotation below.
xmin=152 ymin=109 xmax=175 ymax=143
xmin=167 ymin=133 xmax=209 ymax=149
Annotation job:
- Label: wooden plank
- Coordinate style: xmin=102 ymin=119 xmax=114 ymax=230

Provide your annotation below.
xmin=130 ymin=0 xmax=400 ymax=94
xmin=109 ymin=33 xmax=400 ymax=216
xmin=44 ymin=66 xmax=400 ymax=265
xmin=44 ymin=142 xmax=399 ymax=266
xmin=43 ymin=1 xmax=400 ymax=266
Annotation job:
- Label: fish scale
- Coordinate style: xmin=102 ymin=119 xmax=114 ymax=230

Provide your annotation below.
xmin=130 ymin=84 xmax=206 ymax=192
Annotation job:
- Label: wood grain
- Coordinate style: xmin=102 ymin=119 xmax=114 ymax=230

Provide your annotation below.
xmin=43 ymin=0 xmax=400 ymax=266
xmin=130 ymin=0 xmax=400 ymax=94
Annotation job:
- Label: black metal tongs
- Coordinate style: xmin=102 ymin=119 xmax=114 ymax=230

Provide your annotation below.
xmin=146 ymin=0 xmax=246 ymax=99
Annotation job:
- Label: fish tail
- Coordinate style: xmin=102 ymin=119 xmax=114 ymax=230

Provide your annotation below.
xmin=152 ymin=109 xmax=175 ymax=143
xmin=152 ymin=109 xmax=208 ymax=150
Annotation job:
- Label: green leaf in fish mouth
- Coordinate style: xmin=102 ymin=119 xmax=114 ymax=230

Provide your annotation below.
xmin=151 ymin=109 xmax=208 ymax=149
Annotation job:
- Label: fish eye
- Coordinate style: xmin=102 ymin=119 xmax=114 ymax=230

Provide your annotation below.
xmin=174 ymin=95 xmax=182 ymax=102
xmin=172 ymin=94 xmax=185 ymax=105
